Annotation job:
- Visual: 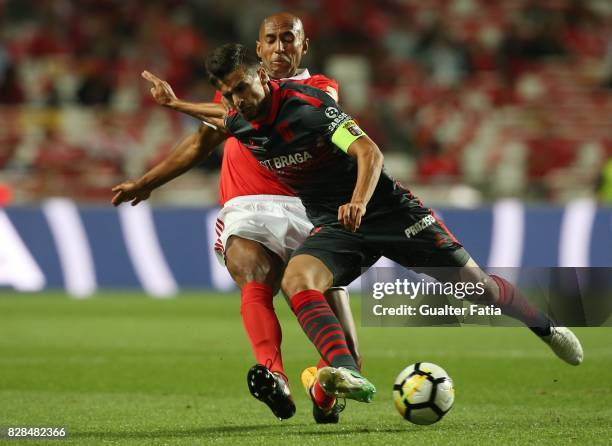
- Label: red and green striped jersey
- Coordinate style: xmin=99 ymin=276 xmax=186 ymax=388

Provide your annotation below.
xmin=224 ymin=81 xmax=405 ymax=225
xmin=214 ymin=71 xmax=338 ymax=205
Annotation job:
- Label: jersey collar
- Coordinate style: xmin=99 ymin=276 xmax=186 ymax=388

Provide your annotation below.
xmin=281 ymin=68 xmax=310 ymax=81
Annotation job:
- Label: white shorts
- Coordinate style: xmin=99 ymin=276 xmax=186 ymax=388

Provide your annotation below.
xmin=214 ymin=195 xmax=313 ymax=265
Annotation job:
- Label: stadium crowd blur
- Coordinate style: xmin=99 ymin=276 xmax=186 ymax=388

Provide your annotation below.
xmin=0 ymin=0 xmax=611 ymax=206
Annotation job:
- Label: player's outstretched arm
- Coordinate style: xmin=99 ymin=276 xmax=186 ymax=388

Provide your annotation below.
xmin=338 ymin=135 xmax=384 ymax=232
xmin=141 ymin=70 xmax=228 ymax=130
xmin=111 ymin=124 xmax=227 ymax=206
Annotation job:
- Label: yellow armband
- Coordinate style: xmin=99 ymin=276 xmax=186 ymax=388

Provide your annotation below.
xmin=331 ymin=120 xmax=366 ymax=153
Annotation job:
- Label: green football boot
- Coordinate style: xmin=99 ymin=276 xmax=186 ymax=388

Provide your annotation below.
xmin=316 ymin=367 xmax=376 ymax=403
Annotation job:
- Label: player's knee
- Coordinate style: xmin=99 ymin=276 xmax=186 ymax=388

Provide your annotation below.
xmin=227 ymin=256 xmax=276 ymax=288
xmin=281 ymin=270 xmax=308 ymax=297
xmin=225 ymin=238 xmax=280 ymax=288
xmin=282 ymin=255 xmax=333 ymax=297
xmin=453 ymin=263 xmax=499 ymax=303
xmin=466 ymin=274 xmax=500 ymax=304
xmin=281 ymin=268 xmax=328 ymax=297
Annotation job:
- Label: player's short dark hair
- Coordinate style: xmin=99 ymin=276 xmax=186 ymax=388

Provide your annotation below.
xmin=205 ymin=43 xmax=260 ymax=86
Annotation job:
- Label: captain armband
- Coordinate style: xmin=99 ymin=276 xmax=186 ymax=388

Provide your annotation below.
xmin=330 ymin=120 xmax=366 ymax=153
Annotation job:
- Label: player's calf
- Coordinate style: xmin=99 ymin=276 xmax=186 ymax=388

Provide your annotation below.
xmin=456 ymin=267 xmax=553 ymax=336
xmin=471 ymin=272 xmax=584 ymax=365
xmin=289 ymin=289 xmax=361 ymax=371
xmin=240 ymin=282 xmax=287 ymax=376
xmin=488 ymin=274 xmax=553 ymax=336
xmin=324 ymin=287 xmax=362 ymax=369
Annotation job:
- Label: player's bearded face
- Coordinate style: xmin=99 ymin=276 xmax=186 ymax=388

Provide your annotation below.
xmin=220 ymin=67 xmax=268 ymax=121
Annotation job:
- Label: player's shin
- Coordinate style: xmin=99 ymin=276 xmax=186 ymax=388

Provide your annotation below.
xmin=482 ymin=275 xmax=583 ymax=365
xmin=290 ymin=289 xmax=359 ymax=372
xmin=488 ymin=274 xmax=552 ymax=336
xmin=240 ymin=282 xmax=286 ymax=380
xmin=324 ymin=288 xmax=362 ymax=371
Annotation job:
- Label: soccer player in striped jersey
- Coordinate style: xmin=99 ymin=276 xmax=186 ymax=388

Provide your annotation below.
xmin=167 ymin=42 xmax=583 ymax=411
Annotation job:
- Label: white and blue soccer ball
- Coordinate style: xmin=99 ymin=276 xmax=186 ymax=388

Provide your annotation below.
xmin=392 ymin=362 xmax=455 ymax=425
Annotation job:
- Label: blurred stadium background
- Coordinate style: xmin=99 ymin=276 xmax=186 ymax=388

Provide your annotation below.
xmin=1 ymin=0 xmax=611 ymax=295
xmin=0 ymin=0 xmax=611 ymax=206
xmin=1 ymin=3 xmax=611 ymax=444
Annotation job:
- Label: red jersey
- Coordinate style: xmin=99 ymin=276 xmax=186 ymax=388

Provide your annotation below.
xmin=213 ymin=70 xmax=339 ymax=205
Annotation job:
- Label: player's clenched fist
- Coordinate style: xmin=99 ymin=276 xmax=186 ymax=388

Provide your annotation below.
xmin=111 ymin=180 xmax=151 ymax=207
xmin=338 ymin=202 xmax=366 ymax=232
xmin=141 ymin=70 xmax=177 ymax=106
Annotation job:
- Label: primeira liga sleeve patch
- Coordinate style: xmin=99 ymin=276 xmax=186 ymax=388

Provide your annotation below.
xmin=331 ymin=119 xmax=366 ymax=153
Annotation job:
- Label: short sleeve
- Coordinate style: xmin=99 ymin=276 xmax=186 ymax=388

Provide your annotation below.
xmin=307 ymin=75 xmax=339 ymax=102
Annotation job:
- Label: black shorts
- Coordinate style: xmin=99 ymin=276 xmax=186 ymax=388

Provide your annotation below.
xmin=293 ymin=197 xmax=470 ymax=286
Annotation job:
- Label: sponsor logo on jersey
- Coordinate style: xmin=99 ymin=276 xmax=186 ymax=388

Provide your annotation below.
xmin=327 ymin=113 xmax=351 ymax=133
xmin=260 ymin=150 xmax=313 ymax=170
xmin=404 ymin=215 xmax=436 ymax=238
xmin=325 ymin=107 xmax=339 ymax=119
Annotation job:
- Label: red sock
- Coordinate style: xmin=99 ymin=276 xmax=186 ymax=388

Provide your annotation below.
xmin=290 ymin=289 xmax=358 ymax=371
xmin=240 ymin=282 xmax=286 ymax=380
xmin=312 ymin=379 xmax=336 ymax=410
xmin=490 ymin=275 xmax=551 ymax=335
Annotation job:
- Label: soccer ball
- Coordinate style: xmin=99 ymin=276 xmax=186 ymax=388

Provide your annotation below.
xmin=392 ymin=362 xmax=455 ymax=425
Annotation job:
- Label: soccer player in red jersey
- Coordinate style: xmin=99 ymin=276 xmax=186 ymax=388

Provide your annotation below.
xmin=112 ymin=13 xmax=356 ymax=422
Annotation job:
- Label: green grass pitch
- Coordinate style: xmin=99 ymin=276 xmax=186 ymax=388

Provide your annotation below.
xmin=0 ymin=292 xmax=611 ymax=445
